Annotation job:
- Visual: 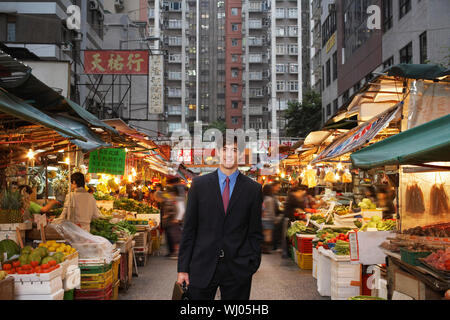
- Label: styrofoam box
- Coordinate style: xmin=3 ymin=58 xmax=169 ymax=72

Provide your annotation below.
xmin=312 ymin=248 xmax=318 ymax=279
xmin=331 ymin=260 xmax=360 ymax=280
xmin=10 ymin=266 xmax=62 ymax=282
xmin=331 ymin=283 xmax=360 ymax=300
xmin=60 ymin=254 xmax=79 ymax=280
xmin=317 ymin=248 xmax=332 ymax=297
xmin=14 ymin=276 xmax=62 ymax=295
xmin=15 ymin=288 xmax=64 ymax=300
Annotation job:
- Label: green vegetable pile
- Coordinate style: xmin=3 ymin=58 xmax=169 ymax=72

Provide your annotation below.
xmin=334 ymin=240 xmax=350 ymax=255
xmin=287 ymin=221 xmax=316 ymax=238
xmin=90 ymin=218 xmax=138 ymax=243
xmin=90 ymin=218 xmax=118 ymax=243
xmin=94 ymin=191 xmax=114 ymax=201
xmin=113 ymin=198 xmax=159 ymax=214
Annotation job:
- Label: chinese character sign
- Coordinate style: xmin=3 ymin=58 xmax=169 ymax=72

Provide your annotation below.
xmin=88 ymin=148 xmax=126 ymax=175
xmin=84 ymin=50 xmax=149 ymax=74
xmin=148 ymin=54 xmax=164 ymax=114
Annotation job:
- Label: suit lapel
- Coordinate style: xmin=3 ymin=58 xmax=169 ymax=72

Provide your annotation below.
xmin=226 ymin=172 xmax=245 ymax=216
xmin=209 ymin=170 xmax=226 ymax=216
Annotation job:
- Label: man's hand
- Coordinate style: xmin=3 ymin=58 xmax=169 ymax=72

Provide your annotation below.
xmin=177 ymin=272 xmax=189 ymax=286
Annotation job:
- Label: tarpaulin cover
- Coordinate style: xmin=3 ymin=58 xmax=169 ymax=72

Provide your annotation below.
xmin=0 ymin=88 xmax=87 ymax=141
xmin=384 ymin=63 xmax=450 ymax=80
xmin=351 ymin=114 xmax=450 ymax=169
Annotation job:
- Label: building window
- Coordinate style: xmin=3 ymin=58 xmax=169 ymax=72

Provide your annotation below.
xmin=231 ymin=69 xmax=239 ymax=78
xmin=276 ymin=26 xmax=285 ymax=37
xmin=288 ymin=8 xmax=297 ymax=19
xmin=276 ymin=44 xmax=287 ymax=55
xmin=6 ymin=22 xmax=16 ymax=42
xmin=420 ymin=31 xmax=427 ymax=64
xmin=231 ymin=8 xmax=238 ymax=15
xmin=353 ymin=81 xmax=360 ymax=93
xmin=383 ymin=0 xmax=393 ymax=32
xmin=288 ymin=44 xmax=298 ymax=55
xmin=326 ymin=59 xmax=331 ymax=87
xmin=276 ymin=64 xmax=286 ymax=73
xmin=342 ymin=90 xmax=350 ymax=103
xmin=231 ymin=38 xmax=238 ymax=46
xmin=399 ymin=0 xmax=411 ymax=19
xmin=288 ymin=81 xmax=298 ymax=92
xmin=231 ymin=23 xmax=239 ymax=31
xmin=168 ymin=122 xmax=182 ymax=132
xmin=322 ymin=11 xmax=336 ymax=47
xmin=332 ymin=52 xmax=337 ymax=80
xmin=288 ymin=26 xmax=298 ymax=37
xmin=326 ymin=104 xmax=331 ymax=116
xmin=231 ymin=54 xmax=239 ymax=62
xmin=289 ymin=64 xmax=298 ymax=74
xmin=399 ymin=42 xmax=413 ymax=64
xmin=249 ymin=19 xmax=262 ymax=29
xmin=333 ymin=99 xmax=338 ymax=114
xmin=231 ymin=101 xmax=239 ymax=109
xmin=276 ymin=80 xmax=286 ymax=92
xmin=231 ymin=84 xmax=239 ymax=93
xmin=321 ymin=66 xmax=325 ymax=92
xmin=231 ymin=117 xmax=239 ymax=125
xmin=383 ymin=56 xmax=394 ymax=69
xmin=276 ymin=8 xmax=285 ymax=18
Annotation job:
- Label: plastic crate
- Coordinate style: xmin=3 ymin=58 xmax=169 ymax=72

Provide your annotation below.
xmin=80 ymin=270 xmax=113 ymax=290
xmin=75 ymin=283 xmax=113 ymax=300
xmin=400 ymin=248 xmax=432 ymax=266
xmin=64 ymin=289 xmax=74 ymax=300
xmin=79 ymin=263 xmax=112 ymax=275
xmin=299 ymin=253 xmax=313 ymax=270
xmin=112 ymin=256 xmax=121 ymax=283
xmin=136 ymin=252 xmax=148 ymax=267
xmin=296 ymin=235 xmax=313 ymax=253
xmin=81 ymin=269 xmax=112 ymax=282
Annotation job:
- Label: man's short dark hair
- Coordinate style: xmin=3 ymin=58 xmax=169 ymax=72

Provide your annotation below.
xmin=71 ymin=172 xmax=85 ymax=188
xmin=222 ymin=132 xmax=238 ymax=147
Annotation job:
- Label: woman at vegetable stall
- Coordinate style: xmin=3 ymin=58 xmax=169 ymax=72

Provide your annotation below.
xmin=52 ymin=172 xmax=100 ymax=232
xmin=18 ymin=185 xmax=60 ymax=220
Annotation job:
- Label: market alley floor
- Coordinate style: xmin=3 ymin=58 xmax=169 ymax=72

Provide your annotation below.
xmin=118 ymin=246 xmax=329 ymax=300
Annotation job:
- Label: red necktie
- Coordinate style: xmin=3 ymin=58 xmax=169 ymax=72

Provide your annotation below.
xmin=222 ymin=177 xmax=230 ymax=213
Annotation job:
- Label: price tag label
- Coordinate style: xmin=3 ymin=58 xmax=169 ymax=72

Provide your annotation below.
xmin=349 ymin=231 xmax=359 ymax=262
xmin=35 ymin=214 xmax=47 ymax=230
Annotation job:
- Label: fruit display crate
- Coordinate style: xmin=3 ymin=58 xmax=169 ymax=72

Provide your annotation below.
xmin=74 ymin=283 xmax=113 ymax=300
xmin=400 ymin=248 xmax=432 ymax=267
xmin=64 ymin=289 xmax=74 ymax=300
xmin=298 ymin=253 xmax=313 ymax=270
xmin=80 ymin=269 xmax=113 ymax=290
xmin=112 ymin=280 xmax=120 ymax=300
xmin=134 ymin=231 xmax=149 ymax=248
xmin=296 ymin=234 xmax=314 ymax=254
xmin=79 ymin=262 xmax=112 ymax=275
xmin=15 ymin=288 xmax=64 ymax=300
xmin=112 ymin=255 xmax=121 ymax=283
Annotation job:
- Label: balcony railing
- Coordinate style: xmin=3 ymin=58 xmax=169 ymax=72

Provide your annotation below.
xmin=249 ymin=105 xmax=263 ymax=115
xmin=249 ymin=72 xmax=263 ymax=80
xmin=248 ymin=37 xmax=263 ymax=46
xmin=248 ymin=2 xmax=262 ymax=12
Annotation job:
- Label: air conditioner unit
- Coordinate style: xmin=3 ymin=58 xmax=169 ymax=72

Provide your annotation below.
xmin=89 ymin=0 xmax=99 ymax=11
xmin=115 ymin=0 xmax=124 ymax=9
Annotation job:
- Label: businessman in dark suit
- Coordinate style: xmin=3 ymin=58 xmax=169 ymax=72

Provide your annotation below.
xmin=177 ymin=136 xmax=263 ymax=300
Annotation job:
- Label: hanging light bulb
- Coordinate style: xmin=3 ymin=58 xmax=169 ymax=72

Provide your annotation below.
xmin=280 ymin=172 xmax=286 ymax=179
xmin=131 ymin=168 xmax=137 ymax=177
xmin=288 ymin=176 xmax=292 ymax=181
xmin=133 ymin=186 xmax=137 ymax=191
xmin=337 ymin=163 xmax=343 ymax=170
xmin=27 ymin=149 xmax=35 ymax=159
xmin=335 ymin=173 xmax=340 ymax=180
xmin=114 ymin=177 xmax=120 ymax=184
xmin=65 ymin=157 xmax=70 ymax=165
xmin=128 ymin=175 xmax=133 ymax=183
xmin=307 ymin=164 xmax=313 ymax=170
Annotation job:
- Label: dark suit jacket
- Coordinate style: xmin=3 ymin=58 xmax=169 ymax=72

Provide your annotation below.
xmin=177 ymin=169 xmax=263 ymax=288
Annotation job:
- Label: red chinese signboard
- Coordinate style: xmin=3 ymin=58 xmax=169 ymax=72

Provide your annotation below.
xmin=84 ymin=50 xmax=149 ymax=74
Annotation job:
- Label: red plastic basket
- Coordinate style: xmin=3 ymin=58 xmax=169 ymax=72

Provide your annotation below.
xmin=296 ymin=236 xmax=313 ymax=254
xmin=74 ymin=283 xmax=113 ymax=300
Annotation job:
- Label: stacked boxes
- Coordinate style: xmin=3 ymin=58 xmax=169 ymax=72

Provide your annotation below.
xmin=75 ymin=263 xmax=113 ymax=300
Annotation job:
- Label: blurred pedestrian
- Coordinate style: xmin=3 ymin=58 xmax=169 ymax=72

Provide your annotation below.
xmin=162 ymin=186 xmax=182 ymax=259
xmin=270 ymin=181 xmax=283 ymax=251
xmin=262 ymin=184 xmax=276 ymax=254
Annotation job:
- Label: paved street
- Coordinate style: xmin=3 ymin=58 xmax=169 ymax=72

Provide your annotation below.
xmin=119 ymin=246 xmax=329 ymax=300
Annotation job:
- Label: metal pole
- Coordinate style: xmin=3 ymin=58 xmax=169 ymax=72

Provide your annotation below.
xmin=196 ymin=0 xmax=199 ymax=123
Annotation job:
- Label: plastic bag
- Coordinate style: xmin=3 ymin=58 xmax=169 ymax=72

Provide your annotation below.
xmin=324 ymin=170 xmax=336 ymax=183
xmin=50 ymin=221 xmax=114 ymax=263
xmin=405 ymin=183 xmax=425 ymax=214
xmin=342 ymin=172 xmax=352 ymax=183
xmin=429 ymin=184 xmax=449 ymax=215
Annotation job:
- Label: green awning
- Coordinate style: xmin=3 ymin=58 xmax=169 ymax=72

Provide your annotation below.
xmin=52 ymin=115 xmax=111 ymax=152
xmin=0 ymin=88 xmax=87 ymax=142
xmin=384 ymin=64 xmax=450 ymax=80
xmin=351 ymin=114 xmax=450 ymax=169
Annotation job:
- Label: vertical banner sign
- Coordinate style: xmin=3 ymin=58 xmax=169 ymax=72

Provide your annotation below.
xmin=148 ymin=54 xmax=164 ymax=114
xmin=84 ymin=50 xmax=149 ymax=74
xmin=88 ymin=148 xmax=126 ymax=175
